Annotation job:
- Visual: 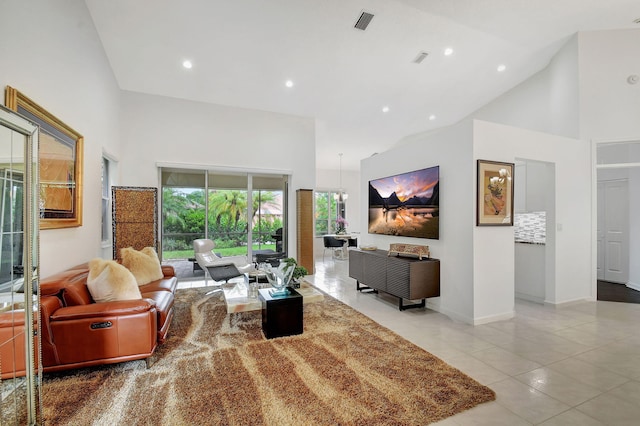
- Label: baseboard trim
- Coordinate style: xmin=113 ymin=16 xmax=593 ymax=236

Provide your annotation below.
xmin=472 ymin=310 xmax=515 ymax=325
xmin=627 ymin=281 xmax=640 ymax=292
xmin=544 ymin=297 xmax=591 ymax=307
xmin=427 ymin=303 xmax=518 ymax=325
xmin=427 ymin=301 xmax=475 ymax=325
xmin=515 ymin=292 xmax=545 ymax=304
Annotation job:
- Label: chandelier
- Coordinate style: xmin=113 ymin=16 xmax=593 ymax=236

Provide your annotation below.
xmin=334 ymin=153 xmax=348 ymax=202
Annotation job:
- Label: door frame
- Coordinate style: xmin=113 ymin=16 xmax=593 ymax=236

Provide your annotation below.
xmin=592 ymin=138 xmax=640 ymax=298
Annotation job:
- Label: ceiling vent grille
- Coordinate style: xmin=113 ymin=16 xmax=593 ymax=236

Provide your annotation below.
xmin=413 ymin=52 xmax=429 ymax=64
xmin=354 ymin=11 xmax=374 ymax=30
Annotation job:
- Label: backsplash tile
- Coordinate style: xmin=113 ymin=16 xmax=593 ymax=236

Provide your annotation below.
xmin=514 ymin=211 xmax=546 ymax=244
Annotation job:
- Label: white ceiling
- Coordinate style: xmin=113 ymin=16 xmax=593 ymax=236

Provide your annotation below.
xmin=85 ymin=0 xmax=640 ymax=171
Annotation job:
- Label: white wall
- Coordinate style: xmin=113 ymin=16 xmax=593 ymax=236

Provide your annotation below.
xmin=0 ymin=0 xmax=122 ymax=276
xmin=548 ymin=35 xmax=581 ymax=139
xmin=470 ymin=35 xmax=580 ymax=140
xmin=581 ymin=29 xmax=640 ymax=294
xmin=119 ymin=91 xmax=316 ymax=256
xmin=474 ymin=120 xmax=591 ymax=317
xmin=579 ymin=29 xmax=640 ymax=142
xmin=362 ymin=121 xmax=475 ymax=323
xmin=523 ymin=161 xmax=553 ymax=212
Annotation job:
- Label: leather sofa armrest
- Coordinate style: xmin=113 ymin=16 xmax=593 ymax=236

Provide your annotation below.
xmin=161 ymin=265 xmax=176 ymax=278
xmin=50 ymin=299 xmax=155 ymax=322
xmin=142 ymin=298 xmax=157 ymax=308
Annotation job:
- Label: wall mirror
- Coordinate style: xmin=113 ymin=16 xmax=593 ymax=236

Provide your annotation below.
xmin=0 ymin=105 xmax=41 ymax=424
xmin=5 ymin=86 xmax=83 ymax=229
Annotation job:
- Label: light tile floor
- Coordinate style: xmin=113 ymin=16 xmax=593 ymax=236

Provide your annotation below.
xmin=173 ymin=258 xmax=640 ymax=425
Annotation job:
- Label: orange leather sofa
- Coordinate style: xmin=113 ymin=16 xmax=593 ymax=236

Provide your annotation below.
xmin=0 ymin=262 xmax=177 ymax=379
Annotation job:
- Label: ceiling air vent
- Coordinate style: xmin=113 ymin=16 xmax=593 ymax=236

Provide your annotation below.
xmin=413 ymin=51 xmax=429 ymax=64
xmin=354 ymin=11 xmax=374 ymax=31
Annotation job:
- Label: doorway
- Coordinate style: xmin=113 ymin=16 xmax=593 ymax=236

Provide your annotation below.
xmin=513 ymin=159 xmax=556 ymax=304
xmin=596 ymin=179 xmax=629 ymax=283
xmin=595 ymin=140 xmax=640 ymax=302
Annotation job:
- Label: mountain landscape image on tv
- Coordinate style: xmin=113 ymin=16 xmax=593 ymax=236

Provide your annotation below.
xmin=368 ymin=166 xmax=439 ymax=239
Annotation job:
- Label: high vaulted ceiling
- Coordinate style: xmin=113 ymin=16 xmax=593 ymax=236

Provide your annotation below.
xmin=85 ymin=0 xmax=640 ymax=170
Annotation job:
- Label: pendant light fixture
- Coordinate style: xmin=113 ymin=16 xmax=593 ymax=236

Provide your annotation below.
xmin=334 ymin=153 xmax=349 ymax=202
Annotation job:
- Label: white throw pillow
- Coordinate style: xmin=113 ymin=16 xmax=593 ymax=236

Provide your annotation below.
xmin=87 ymin=258 xmax=142 ymax=303
xmin=120 ymin=246 xmax=164 ymax=286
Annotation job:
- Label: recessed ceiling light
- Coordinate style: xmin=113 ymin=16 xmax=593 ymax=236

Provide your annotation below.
xmin=382 ymin=106 xmax=390 ymax=113
xmin=497 ymin=64 xmax=506 ymax=72
xmin=285 ymin=80 xmax=294 ymax=88
xmin=429 ymin=114 xmax=436 ymax=121
xmin=182 ymin=60 xmax=193 ymax=69
xmin=444 ymin=48 xmax=454 ymax=56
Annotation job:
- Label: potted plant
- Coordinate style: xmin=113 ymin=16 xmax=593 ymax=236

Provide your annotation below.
xmin=335 ymin=215 xmax=348 ymax=234
xmin=283 ymin=257 xmax=308 ymax=288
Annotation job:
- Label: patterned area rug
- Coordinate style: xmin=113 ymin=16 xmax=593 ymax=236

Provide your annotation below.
xmin=40 ymin=287 xmax=495 ymax=425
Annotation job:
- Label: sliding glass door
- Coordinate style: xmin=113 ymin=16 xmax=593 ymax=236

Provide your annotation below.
xmin=250 ymin=175 xmax=286 ymax=254
xmin=161 ymin=169 xmax=206 ymax=260
xmin=160 ymin=168 xmax=287 ymax=261
xmin=207 ymin=172 xmax=249 ymax=257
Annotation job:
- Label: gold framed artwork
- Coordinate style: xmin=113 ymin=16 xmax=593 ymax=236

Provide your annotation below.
xmin=5 ymin=86 xmax=83 ymax=229
xmin=476 ymin=159 xmax=514 ymax=226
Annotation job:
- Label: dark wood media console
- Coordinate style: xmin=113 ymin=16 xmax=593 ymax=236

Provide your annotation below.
xmin=349 ymin=249 xmax=440 ymax=310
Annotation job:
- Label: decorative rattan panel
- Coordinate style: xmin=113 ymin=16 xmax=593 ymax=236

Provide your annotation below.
xmin=112 ymin=186 xmax=158 ymax=261
xmin=296 ymin=189 xmax=314 ymax=274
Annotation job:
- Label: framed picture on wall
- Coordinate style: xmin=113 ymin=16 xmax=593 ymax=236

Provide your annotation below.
xmin=477 ymin=159 xmax=514 ymax=226
xmin=5 ymin=86 xmax=84 ymax=229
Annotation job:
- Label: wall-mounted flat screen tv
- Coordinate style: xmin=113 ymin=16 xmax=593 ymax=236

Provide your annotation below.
xmin=368 ymin=165 xmax=439 ymax=239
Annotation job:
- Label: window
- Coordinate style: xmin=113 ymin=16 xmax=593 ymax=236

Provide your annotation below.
xmin=160 ymin=168 xmax=288 ymax=260
xmin=251 ymin=187 xmax=284 ymax=253
xmin=314 ymin=191 xmax=345 ymax=236
xmin=101 ymin=156 xmax=111 ymax=244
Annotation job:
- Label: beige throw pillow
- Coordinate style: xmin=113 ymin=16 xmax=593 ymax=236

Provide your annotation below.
xmin=87 ymin=258 xmax=142 ymax=303
xmin=121 ymin=247 xmax=164 ymax=286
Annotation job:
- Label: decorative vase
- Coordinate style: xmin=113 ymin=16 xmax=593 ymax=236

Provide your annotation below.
xmin=261 ymin=262 xmax=295 ymax=296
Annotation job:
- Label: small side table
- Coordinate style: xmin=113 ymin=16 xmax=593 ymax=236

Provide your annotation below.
xmin=258 ymin=287 xmax=303 ymax=339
